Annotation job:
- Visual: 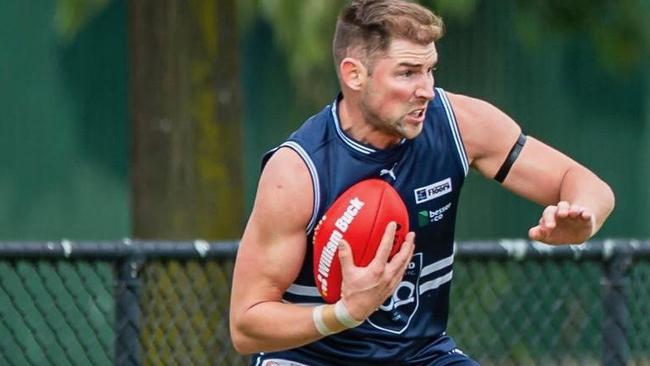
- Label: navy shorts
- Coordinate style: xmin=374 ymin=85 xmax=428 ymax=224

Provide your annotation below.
xmin=251 ymin=348 xmax=479 ymax=366
xmin=424 ymin=348 xmax=480 ymax=366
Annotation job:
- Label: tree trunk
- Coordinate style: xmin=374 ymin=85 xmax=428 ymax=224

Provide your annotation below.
xmin=130 ymin=0 xmax=243 ymax=240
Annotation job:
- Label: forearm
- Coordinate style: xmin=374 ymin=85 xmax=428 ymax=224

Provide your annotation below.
xmin=231 ymin=301 xmax=353 ymax=354
xmin=559 ymin=165 xmax=615 ymax=235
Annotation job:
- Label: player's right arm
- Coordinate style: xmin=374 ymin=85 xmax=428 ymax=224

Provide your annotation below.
xmin=229 ymin=147 xmax=415 ymax=354
xmin=229 ymin=147 xmax=321 ymax=354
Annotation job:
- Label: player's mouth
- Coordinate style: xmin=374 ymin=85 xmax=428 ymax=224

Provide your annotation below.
xmin=406 ymin=107 xmax=426 ymax=122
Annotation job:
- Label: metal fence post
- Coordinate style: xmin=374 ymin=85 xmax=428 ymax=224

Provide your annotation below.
xmin=115 ymin=252 xmax=145 ymax=366
xmin=602 ymin=244 xmax=632 ymax=366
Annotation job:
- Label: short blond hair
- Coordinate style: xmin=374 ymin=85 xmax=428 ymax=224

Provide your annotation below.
xmin=333 ymin=0 xmax=444 ymax=71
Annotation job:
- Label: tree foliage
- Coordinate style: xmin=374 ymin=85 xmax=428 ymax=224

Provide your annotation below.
xmin=514 ymin=0 xmax=650 ymax=72
xmin=240 ymin=0 xmax=650 ymax=108
xmin=239 ymin=0 xmax=347 ymax=107
xmin=55 ymin=0 xmax=111 ymax=42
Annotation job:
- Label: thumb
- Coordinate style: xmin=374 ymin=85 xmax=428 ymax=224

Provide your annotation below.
xmin=528 ymin=225 xmax=546 ymax=241
xmin=337 ymin=239 xmax=356 ymax=270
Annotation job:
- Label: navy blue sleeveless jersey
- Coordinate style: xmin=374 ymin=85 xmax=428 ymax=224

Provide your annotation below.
xmin=253 ymin=88 xmax=469 ymax=366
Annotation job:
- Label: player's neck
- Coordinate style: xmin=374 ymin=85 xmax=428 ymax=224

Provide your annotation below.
xmin=338 ymin=97 xmax=400 ymax=150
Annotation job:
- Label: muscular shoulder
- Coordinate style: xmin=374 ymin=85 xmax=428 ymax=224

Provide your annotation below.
xmin=444 ymin=92 xmax=521 ymax=178
xmin=252 ymin=147 xmax=314 ymax=234
xmin=230 ymin=147 xmax=314 ymax=323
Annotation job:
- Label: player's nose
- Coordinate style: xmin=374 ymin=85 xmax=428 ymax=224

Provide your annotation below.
xmin=415 ymin=85 xmax=434 ymax=101
xmin=415 ymin=77 xmax=435 ymax=101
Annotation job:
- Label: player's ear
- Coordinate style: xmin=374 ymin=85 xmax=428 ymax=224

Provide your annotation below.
xmin=339 ymin=57 xmax=367 ymax=91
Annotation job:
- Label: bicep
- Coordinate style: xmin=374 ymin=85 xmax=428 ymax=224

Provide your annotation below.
xmin=450 ymin=92 xmax=578 ymax=205
xmin=230 ymin=147 xmax=313 ymax=318
xmin=500 ymin=137 xmax=583 ymax=205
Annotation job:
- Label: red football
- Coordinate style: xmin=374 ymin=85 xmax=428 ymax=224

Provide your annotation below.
xmin=312 ymin=179 xmax=409 ymax=303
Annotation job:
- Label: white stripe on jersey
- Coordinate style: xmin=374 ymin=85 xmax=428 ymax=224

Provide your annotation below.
xmin=279 ymin=141 xmax=321 ymax=234
xmin=437 ymin=89 xmax=469 ymax=176
xmin=285 ymin=283 xmax=321 ymax=297
xmin=282 ymin=299 xmax=325 ymax=306
xmin=331 ymin=100 xmax=376 ymax=154
xmin=284 ymin=254 xmax=454 ymax=300
xmin=420 ymin=253 xmax=454 ymax=277
xmin=419 ymin=270 xmax=453 ymax=295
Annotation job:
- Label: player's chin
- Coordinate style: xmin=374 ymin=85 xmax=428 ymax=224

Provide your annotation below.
xmin=397 ymin=122 xmax=424 ymax=140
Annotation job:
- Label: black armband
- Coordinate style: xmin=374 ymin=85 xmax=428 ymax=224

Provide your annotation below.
xmin=494 ymin=133 xmax=527 ymax=183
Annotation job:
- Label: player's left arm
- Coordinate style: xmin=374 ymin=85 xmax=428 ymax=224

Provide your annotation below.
xmin=448 ymin=92 xmax=615 ymax=244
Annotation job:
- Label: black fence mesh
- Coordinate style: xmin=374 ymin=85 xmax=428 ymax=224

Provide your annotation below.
xmin=140 ymin=260 xmax=243 ymax=366
xmin=450 ymin=259 xmax=605 ymax=365
xmin=629 ymin=263 xmax=650 ymax=364
xmin=0 ymin=260 xmax=114 ymax=366
xmin=0 ymin=240 xmax=648 ymax=366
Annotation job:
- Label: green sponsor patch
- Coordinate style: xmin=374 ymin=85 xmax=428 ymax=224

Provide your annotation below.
xmin=418 ymin=210 xmax=429 ymax=227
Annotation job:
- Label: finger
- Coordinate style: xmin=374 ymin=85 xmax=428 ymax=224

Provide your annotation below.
xmin=542 ymin=206 xmax=558 ymax=229
xmin=398 ymin=239 xmax=415 ymax=273
xmin=584 ymin=212 xmax=596 ymax=235
xmin=387 ymin=247 xmax=414 ymax=290
xmin=388 ymin=265 xmax=408 ymax=294
xmin=337 ymin=239 xmax=356 ymax=270
xmin=556 ymin=201 xmax=570 ymax=218
xmin=528 ymin=225 xmax=547 ymax=241
xmin=387 ymin=232 xmax=415 ymax=271
xmin=568 ymin=204 xmax=584 ymax=219
xmin=371 ymin=222 xmax=397 ymax=265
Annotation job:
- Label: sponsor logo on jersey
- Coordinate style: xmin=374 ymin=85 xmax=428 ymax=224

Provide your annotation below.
xmin=418 ymin=203 xmax=452 ymax=227
xmin=380 ymin=162 xmax=398 ymax=181
xmin=414 ymin=178 xmax=452 ymax=204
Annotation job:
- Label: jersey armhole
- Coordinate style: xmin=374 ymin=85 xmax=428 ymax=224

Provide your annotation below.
xmin=264 ymin=141 xmax=321 ymax=234
xmin=436 ymin=88 xmax=469 ymax=176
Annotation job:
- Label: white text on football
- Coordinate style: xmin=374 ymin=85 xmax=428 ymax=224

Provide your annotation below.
xmin=334 ymin=197 xmax=365 ymax=232
xmin=317 ymin=197 xmax=365 ymax=295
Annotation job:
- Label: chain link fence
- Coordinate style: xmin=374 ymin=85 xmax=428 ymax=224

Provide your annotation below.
xmin=450 ymin=241 xmax=650 ymax=366
xmin=0 ymin=240 xmax=648 ymax=366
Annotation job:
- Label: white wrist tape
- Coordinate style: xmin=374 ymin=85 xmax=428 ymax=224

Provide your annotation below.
xmin=334 ymin=301 xmax=363 ymax=328
xmin=312 ymin=305 xmax=335 ymax=336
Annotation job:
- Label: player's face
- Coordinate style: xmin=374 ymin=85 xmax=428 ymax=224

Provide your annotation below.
xmin=360 ymin=39 xmax=437 ymax=141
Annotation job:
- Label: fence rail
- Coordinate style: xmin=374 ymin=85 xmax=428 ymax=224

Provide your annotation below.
xmin=0 ymin=239 xmax=648 ymax=366
xmin=2 ymin=239 xmax=649 ymax=260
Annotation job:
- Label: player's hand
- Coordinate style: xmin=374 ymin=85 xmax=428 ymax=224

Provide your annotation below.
xmin=528 ymin=201 xmax=595 ymax=245
xmin=337 ymin=222 xmax=415 ymax=321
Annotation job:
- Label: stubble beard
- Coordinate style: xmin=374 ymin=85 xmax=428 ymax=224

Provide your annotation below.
xmin=360 ymin=100 xmax=408 ymax=141
xmin=359 ymin=93 xmax=424 ymax=141
xmin=367 ymin=110 xmax=421 ymax=141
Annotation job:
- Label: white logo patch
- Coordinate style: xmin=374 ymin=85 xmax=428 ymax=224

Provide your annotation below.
xmin=414 ymin=177 xmax=452 ymax=204
xmin=366 ymin=253 xmax=454 ymax=335
xmin=367 ymin=253 xmax=422 ymax=334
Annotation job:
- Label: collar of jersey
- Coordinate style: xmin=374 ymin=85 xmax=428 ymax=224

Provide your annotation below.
xmin=330 ymin=94 xmax=406 ymax=156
